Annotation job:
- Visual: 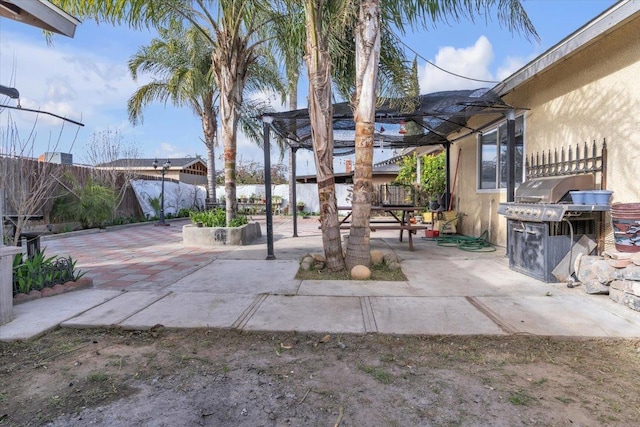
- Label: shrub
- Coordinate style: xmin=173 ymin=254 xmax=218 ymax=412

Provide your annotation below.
xmin=13 ymin=250 xmax=84 ymax=295
xmin=53 ymin=180 xmax=116 ymax=228
xmin=189 ymin=209 xmax=248 ymax=228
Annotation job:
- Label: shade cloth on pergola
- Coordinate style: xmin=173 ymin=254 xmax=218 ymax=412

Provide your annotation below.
xmin=259 ymin=88 xmax=520 ymax=259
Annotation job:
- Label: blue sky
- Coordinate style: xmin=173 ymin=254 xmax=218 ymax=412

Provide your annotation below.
xmin=0 ymin=0 xmax=617 ymax=175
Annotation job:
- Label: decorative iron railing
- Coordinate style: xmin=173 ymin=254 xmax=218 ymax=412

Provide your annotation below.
xmin=526 ymin=139 xmax=607 ymax=182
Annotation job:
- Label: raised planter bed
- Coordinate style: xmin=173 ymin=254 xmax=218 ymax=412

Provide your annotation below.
xmin=182 ymin=222 xmax=262 ymax=247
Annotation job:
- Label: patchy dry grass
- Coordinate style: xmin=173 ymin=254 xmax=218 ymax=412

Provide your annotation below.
xmin=295 ymin=262 xmax=407 ymax=281
xmin=2 ymin=329 xmax=640 ymax=426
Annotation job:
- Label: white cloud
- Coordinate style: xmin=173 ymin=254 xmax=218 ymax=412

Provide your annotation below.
xmin=496 ymin=55 xmax=530 ymax=81
xmin=419 ymin=35 xmax=495 ymax=93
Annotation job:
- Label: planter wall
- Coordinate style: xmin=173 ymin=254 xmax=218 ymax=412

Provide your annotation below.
xmin=182 ymin=222 xmax=262 ymax=247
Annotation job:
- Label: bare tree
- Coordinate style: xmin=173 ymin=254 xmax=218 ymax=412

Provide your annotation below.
xmin=0 ymin=114 xmax=78 ymax=245
xmin=83 ymin=128 xmax=141 ymax=213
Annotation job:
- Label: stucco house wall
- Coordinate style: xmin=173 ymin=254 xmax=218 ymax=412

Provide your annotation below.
xmin=451 ymin=4 xmax=640 ymax=248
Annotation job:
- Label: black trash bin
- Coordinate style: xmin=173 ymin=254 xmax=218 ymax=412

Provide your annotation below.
xmin=18 ymin=232 xmax=42 ymax=259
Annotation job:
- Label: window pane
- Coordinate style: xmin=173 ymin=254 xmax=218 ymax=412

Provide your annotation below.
xmin=498 ymin=117 xmax=525 ymax=188
xmin=479 ymin=131 xmax=497 ymax=189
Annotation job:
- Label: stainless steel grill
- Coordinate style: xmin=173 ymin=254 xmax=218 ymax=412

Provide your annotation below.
xmin=497 ymin=174 xmax=605 ymax=222
xmin=498 ymin=174 xmax=609 ymax=282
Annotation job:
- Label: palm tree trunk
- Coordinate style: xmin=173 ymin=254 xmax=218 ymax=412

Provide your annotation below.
xmin=202 ymin=98 xmax=217 ymax=204
xmin=346 ymin=0 xmax=380 ymax=269
xmin=219 ymin=83 xmax=240 ymax=225
xmin=304 ymin=0 xmax=345 ymax=272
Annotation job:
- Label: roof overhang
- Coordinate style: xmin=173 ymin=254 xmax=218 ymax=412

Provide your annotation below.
xmin=495 ymin=0 xmax=640 ymax=96
xmin=0 ymin=0 xmax=79 ymax=37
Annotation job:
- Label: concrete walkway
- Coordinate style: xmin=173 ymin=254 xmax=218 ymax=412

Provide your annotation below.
xmin=2 ymin=216 xmax=640 ymax=341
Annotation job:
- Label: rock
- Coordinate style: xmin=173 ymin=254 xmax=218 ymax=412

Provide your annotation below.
xmin=578 ymin=259 xmax=614 ymax=284
xmin=63 ymin=281 xmax=76 ymax=292
xmin=608 ymin=258 xmax=633 ymax=269
xmin=383 ymin=253 xmax=400 ymax=265
xmin=314 ymin=262 xmax=325 ymax=271
xmin=610 ymin=287 xmax=640 ymax=312
xmin=623 ymin=265 xmax=640 ymax=281
xmin=370 ymin=250 xmax=384 ymax=265
xmin=28 ymin=289 xmax=41 ymax=299
xmin=350 ymin=265 xmax=371 ymax=280
xmin=41 ymin=287 xmax=56 ymax=297
xmin=603 ymin=250 xmax=632 ymax=260
xmin=302 ymin=255 xmax=314 ymax=264
xmin=300 ymin=261 xmax=312 ymax=271
xmin=631 ymin=252 xmax=640 ymax=266
xmin=13 ymin=293 xmax=31 ymax=303
xmin=387 ymin=261 xmax=401 ymax=271
xmin=312 ymin=253 xmax=326 ymax=263
xmin=610 ymin=280 xmax=640 ymax=297
xmin=583 ymin=280 xmax=610 ymax=294
xmin=52 ymin=284 xmax=65 ymax=295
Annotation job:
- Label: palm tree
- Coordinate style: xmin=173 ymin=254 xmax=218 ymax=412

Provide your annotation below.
xmin=127 ymin=20 xmax=219 ymax=203
xmin=54 ymin=0 xmax=284 ymax=225
xmin=343 ymin=0 xmax=538 ymax=269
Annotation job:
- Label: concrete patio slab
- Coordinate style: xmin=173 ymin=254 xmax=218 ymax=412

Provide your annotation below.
xmin=61 ymin=291 xmax=171 ymax=328
xmin=117 ymin=293 xmax=259 ymax=330
xmin=0 ymin=290 xmax=122 ymax=341
xmin=401 ymin=259 xmax=576 ymax=297
xmin=370 ymin=296 xmax=507 ymax=335
xmin=167 ymin=259 xmax=300 ymax=294
xmin=475 ymin=295 xmax=640 ymax=337
xmin=242 ymin=295 xmax=367 ymax=333
xmin=298 ymin=279 xmax=415 ymax=297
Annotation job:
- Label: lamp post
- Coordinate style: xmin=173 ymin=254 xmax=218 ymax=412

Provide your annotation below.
xmin=152 ymin=158 xmax=171 ymax=226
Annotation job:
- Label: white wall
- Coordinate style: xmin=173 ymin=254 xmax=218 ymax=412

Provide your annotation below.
xmin=215 ymin=183 xmax=354 ymax=213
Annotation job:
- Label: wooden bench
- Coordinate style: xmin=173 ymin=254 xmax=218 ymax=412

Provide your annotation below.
xmin=339 ymin=223 xmax=431 ymax=251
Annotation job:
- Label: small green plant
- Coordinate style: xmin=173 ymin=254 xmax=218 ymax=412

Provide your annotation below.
xmin=359 ymin=365 xmax=393 ymax=384
xmin=508 ymin=390 xmax=534 ymax=406
xmin=13 ymin=250 xmax=84 ymax=295
xmin=189 ymin=208 xmax=248 ymax=228
xmin=147 ymin=196 xmax=161 ymax=219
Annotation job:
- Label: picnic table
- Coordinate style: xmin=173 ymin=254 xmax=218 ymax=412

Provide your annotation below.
xmin=338 ymin=205 xmax=430 ymax=251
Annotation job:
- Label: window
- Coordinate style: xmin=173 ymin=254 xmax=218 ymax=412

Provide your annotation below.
xmin=478 ymin=115 xmax=524 ymax=190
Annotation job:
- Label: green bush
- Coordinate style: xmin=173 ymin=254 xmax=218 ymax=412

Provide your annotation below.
xmin=189 ymin=209 xmax=248 ymax=227
xmin=53 ymin=180 xmax=116 ymax=228
xmin=13 ymin=250 xmax=84 ymax=295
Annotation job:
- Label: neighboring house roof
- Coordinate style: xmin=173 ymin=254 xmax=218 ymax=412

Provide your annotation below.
xmin=0 ymin=0 xmax=79 ymax=37
xmin=96 ymin=158 xmax=207 ymax=170
xmin=375 ymin=146 xmax=443 ymax=167
xmin=495 ymin=0 xmax=640 ymax=96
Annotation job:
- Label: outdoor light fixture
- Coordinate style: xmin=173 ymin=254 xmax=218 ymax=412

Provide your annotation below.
xmin=152 ymin=158 xmax=171 ymax=226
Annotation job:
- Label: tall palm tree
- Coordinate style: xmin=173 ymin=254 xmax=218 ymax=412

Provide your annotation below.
xmin=127 ymin=20 xmax=219 ymax=202
xmin=343 ymin=0 xmax=538 ymax=269
xmin=54 ymin=0 xmax=284 ymax=225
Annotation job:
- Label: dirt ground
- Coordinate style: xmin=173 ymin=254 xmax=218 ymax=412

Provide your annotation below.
xmin=1 ymin=328 xmax=639 ymax=427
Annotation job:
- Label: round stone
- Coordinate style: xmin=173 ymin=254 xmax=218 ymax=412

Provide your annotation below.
xmin=351 ymin=265 xmax=371 ymax=280
xmin=370 ymin=250 xmax=384 ymax=265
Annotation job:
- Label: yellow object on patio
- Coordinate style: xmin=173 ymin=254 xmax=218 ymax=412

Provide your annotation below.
xmin=434 ymin=211 xmax=458 ymax=234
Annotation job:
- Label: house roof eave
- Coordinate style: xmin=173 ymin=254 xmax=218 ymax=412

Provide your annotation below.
xmin=495 ymin=0 xmax=640 ymax=96
xmin=0 ymin=0 xmax=80 ymax=37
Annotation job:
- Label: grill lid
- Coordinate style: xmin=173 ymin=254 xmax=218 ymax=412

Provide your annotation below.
xmin=514 ymin=174 xmax=595 ymax=203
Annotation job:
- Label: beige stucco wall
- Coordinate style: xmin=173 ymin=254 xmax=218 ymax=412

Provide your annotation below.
xmin=451 ymin=14 xmax=640 ymax=248
xmin=448 ymin=115 xmax=509 ymax=246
